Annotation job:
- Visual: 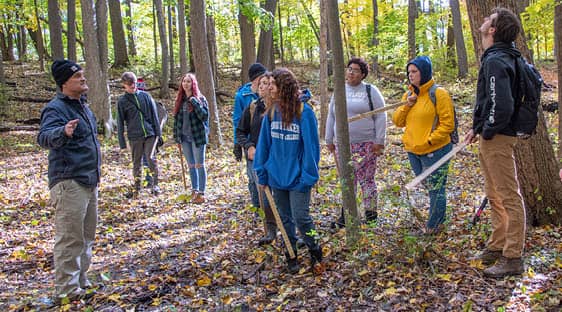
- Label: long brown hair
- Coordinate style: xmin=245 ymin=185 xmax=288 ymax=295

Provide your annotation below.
xmin=173 ymin=73 xmax=201 ymax=115
xmin=269 ymin=68 xmax=300 ymax=128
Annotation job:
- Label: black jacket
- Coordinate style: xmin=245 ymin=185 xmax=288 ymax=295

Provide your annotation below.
xmin=473 ymin=42 xmax=520 ymax=140
xmin=117 ymin=91 xmax=161 ymax=149
xmin=37 ymin=93 xmax=101 ymax=189
xmin=235 ymin=98 xmax=266 ymax=160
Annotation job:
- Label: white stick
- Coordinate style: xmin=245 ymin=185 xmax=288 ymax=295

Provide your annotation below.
xmin=405 ymin=142 xmax=467 ymax=191
xmin=150 ymin=115 xmax=167 ymax=159
xmin=347 ymin=101 xmax=406 ymax=123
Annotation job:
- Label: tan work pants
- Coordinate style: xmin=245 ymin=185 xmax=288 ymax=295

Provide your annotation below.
xmin=479 ymin=134 xmax=526 ymax=258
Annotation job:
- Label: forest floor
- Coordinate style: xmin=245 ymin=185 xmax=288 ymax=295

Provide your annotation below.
xmin=0 ymin=62 xmax=560 ymax=311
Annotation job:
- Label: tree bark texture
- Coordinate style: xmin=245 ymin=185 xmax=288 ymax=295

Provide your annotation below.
xmin=80 ymin=0 xmax=112 ymax=136
xmin=190 ymin=0 xmax=222 ymax=146
xmin=450 ymin=0 xmax=468 ymax=78
xmin=207 ymin=15 xmax=219 ymax=88
xmin=33 ymin=0 xmax=45 ymax=71
xmin=125 ymin=0 xmax=137 ymax=56
xmin=371 ymin=0 xmax=379 ymax=77
xmin=256 ymin=0 xmax=277 ymax=70
xmin=466 ymin=0 xmax=562 ymax=225
xmin=407 ymin=0 xmax=417 ymax=60
xmin=556 ymin=1 xmax=562 ymax=161
xmin=67 ymin=0 xmax=77 ymax=61
xmin=154 ymin=0 xmax=170 ymax=98
xmin=177 ymin=0 xmax=188 ymax=76
xmin=238 ymin=3 xmax=256 ymax=84
xmin=318 ymin=0 xmax=329 ymax=140
xmin=168 ymin=4 xmax=175 ymax=80
xmin=47 ymin=0 xmax=64 ymax=60
xmin=326 ymin=0 xmax=359 ymax=244
xmin=108 ymin=0 xmax=129 ymax=67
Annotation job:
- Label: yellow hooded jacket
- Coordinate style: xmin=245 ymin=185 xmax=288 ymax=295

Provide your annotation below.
xmin=392 ymin=79 xmax=455 ymax=155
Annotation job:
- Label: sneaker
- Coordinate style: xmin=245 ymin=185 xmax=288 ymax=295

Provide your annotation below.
xmin=54 ymin=287 xmax=95 ymax=305
xmin=286 ymin=257 xmax=300 ymax=274
xmin=468 ymin=249 xmax=502 ymax=265
xmin=310 ymin=247 xmax=323 ymax=266
xmin=365 ymin=210 xmax=378 ymax=222
xmin=152 ymin=185 xmax=161 ymax=195
xmin=483 ymin=256 xmax=524 ymax=278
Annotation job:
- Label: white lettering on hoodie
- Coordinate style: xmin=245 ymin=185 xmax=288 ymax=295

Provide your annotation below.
xmin=489 ymin=76 xmax=496 ymax=124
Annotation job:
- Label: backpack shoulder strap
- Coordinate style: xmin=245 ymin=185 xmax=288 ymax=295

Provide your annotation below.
xmin=249 ymin=99 xmax=257 ymax=122
xmin=429 ymin=84 xmax=439 ymax=106
xmin=366 ymin=84 xmax=374 ymax=111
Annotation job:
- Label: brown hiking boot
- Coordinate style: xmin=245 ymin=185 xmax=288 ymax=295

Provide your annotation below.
xmin=483 ymin=256 xmax=524 ymax=278
xmin=192 ymin=193 xmax=205 ymax=204
xmin=468 ymin=249 xmax=502 ymax=265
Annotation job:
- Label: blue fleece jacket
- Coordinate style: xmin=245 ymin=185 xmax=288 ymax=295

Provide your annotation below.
xmin=232 ymin=82 xmax=258 ymax=144
xmin=253 ymin=103 xmax=320 ymax=192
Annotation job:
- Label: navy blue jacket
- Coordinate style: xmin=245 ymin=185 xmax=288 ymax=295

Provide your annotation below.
xmin=37 ymin=93 xmax=101 ymax=189
xmin=117 ymin=91 xmax=161 ymax=149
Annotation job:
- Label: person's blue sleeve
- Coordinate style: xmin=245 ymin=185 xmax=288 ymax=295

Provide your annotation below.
xmin=37 ymin=106 xmax=69 ymax=149
xmin=253 ymin=115 xmax=271 ymax=186
xmin=298 ymin=107 xmax=320 ymax=192
xmin=232 ymin=92 xmax=245 ymax=144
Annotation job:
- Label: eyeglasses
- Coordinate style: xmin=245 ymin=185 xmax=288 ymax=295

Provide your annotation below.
xmin=347 ymin=67 xmax=362 ymax=74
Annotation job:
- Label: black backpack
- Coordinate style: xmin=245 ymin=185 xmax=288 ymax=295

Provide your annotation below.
xmin=512 ymin=56 xmax=543 ymax=139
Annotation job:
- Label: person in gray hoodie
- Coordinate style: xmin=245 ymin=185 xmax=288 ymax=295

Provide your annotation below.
xmin=326 ymin=57 xmax=386 ymax=226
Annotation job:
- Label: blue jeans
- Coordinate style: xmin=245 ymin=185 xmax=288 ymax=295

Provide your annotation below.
xmin=181 ymin=141 xmax=206 ymax=194
xmin=407 ymin=143 xmax=452 ymax=229
xmin=246 ymin=160 xmax=260 ymax=207
xmin=272 ymin=188 xmax=319 ymax=252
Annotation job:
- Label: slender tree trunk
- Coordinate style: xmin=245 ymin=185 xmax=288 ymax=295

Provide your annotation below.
xmin=450 ymin=0 xmax=468 ymax=78
xmin=32 ymin=0 xmax=45 ymax=71
xmin=327 ymin=0 xmax=359 ymax=245
xmin=80 ymin=0 xmax=112 ymax=136
xmin=408 ymin=0 xmax=417 ymax=60
xmin=256 ymin=0 xmax=277 ymax=70
xmin=168 ymin=4 xmax=175 ymax=80
xmin=48 ymin=0 xmax=64 ymax=60
xmin=0 ymin=49 xmax=4 ymax=84
xmin=206 ymin=15 xmax=218 ymax=88
xmin=466 ymin=0 xmax=562 ymax=225
xmin=177 ymin=0 xmax=188 ymax=76
xmin=446 ymin=17 xmax=456 ymax=67
xmin=554 ymin=2 xmax=562 ymax=164
xmin=277 ymin=3 xmax=284 ymax=66
xmin=238 ymin=2 xmax=256 ymax=84
xmin=190 ymin=0 xmax=222 ymax=145
xmin=319 ymin=0 xmax=329 ymax=139
xmin=371 ymin=0 xmax=379 ymax=77
xmin=67 ymin=0 xmax=77 ymax=61
xmin=153 ymin=2 xmax=158 ymax=70
xmin=108 ymin=0 xmax=129 ymax=67
xmin=125 ymin=0 xmax=137 ymax=57
xmin=154 ymin=0 xmax=170 ymax=98
xmin=96 ymin=0 xmax=108 ymax=77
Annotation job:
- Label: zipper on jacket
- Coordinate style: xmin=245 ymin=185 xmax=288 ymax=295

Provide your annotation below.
xmin=134 ymin=94 xmax=148 ymax=137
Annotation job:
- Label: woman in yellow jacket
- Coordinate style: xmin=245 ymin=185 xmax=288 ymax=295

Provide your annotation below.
xmin=392 ymin=56 xmax=455 ymax=235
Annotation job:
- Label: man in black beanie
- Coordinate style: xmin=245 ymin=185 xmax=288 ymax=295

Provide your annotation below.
xmin=38 ymin=59 xmax=101 ymax=303
xmin=232 ymin=62 xmax=266 ymax=162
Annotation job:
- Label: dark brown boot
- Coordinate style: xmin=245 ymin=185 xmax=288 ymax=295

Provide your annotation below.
xmin=258 ymin=225 xmax=277 ymax=246
xmin=483 ymin=256 xmax=524 ymax=278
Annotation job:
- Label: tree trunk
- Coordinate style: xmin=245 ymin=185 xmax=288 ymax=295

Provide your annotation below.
xmin=124 ymin=0 xmax=137 ymax=57
xmin=0 ymin=48 xmax=4 ymax=84
xmin=108 ymin=0 xmax=129 ymax=67
xmin=450 ymin=0 xmax=468 ymax=78
xmin=277 ymin=4 xmax=284 ymax=67
xmin=32 ymin=0 xmax=45 ymax=71
xmin=47 ymin=0 xmax=64 ymax=60
xmin=238 ymin=3 xmax=256 ymax=84
xmin=371 ymin=0 xmax=379 ymax=77
xmin=256 ymin=0 xmax=277 ymax=70
xmin=67 ymin=0 xmax=77 ymax=61
xmin=554 ymin=2 xmax=562 ymax=160
xmin=326 ymin=0 xmax=359 ymax=245
xmin=168 ymin=4 xmax=175 ymax=80
xmin=154 ymin=0 xmax=170 ymax=98
xmin=177 ymin=0 xmax=188 ymax=76
xmin=319 ymin=0 xmax=329 ymax=139
xmin=96 ymin=0 xmax=109 ymax=80
xmin=446 ymin=16 xmax=456 ymax=67
xmin=466 ymin=0 xmax=562 ymax=225
xmin=80 ymin=0 xmax=112 ymax=136
xmin=190 ymin=0 xmax=222 ymax=146
xmin=206 ymin=15 xmax=219 ymax=88
xmin=407 ymin=0 xmax=417 ymax=60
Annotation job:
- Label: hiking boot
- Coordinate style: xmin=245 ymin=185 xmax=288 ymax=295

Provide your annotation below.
xmin=468 ymin=249 xmax=502 ymax=265
xmin=286 ymin=257 xmax=300 ymax=274
xmin=365 ymin=210 xmax=378 ymax=222
xmin=483 ymin=256 xmax=524 ymax=278
xmin=192 ymin=193 xmax=205 ymax=204
xmin=258 ymin=226 xmax=277 ymax=246
xmin=310 ymin=247 xmax=323 ymax=266
xmin=296 ymin=237 xmax=306 ymax=248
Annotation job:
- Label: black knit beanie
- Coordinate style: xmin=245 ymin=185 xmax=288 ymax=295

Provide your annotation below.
xmin=248 ymin=63 xmax=267 ymax=82
xmin=51 ymin=59 xmax=82 ymax=87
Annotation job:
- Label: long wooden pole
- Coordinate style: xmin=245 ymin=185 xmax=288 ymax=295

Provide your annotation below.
xmin=263 ymin=186 xmax=296 ymax=259
xmin=405 ymin=142 xmax=467 ymax=190
xmin=347 ymin=101 xmax=406 ymax=123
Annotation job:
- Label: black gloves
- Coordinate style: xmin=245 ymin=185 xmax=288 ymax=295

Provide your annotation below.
xmin=233 ymin=143 xmax=242 ymax=161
